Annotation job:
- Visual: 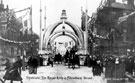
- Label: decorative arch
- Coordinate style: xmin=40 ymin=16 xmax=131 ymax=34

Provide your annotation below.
xmin=49 ymin=33 xmax=78 ymax=46
xmin=43 ymin=20 xmax=84 ymax=48
xmin=44 ymin=20 xmax=83 ymax=37
xmin=46 ymin=30 xmax=82 ymax=47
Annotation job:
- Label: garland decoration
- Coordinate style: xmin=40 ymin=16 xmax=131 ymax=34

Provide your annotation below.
xmin=0 ymin=36 xmax=30 ymax=44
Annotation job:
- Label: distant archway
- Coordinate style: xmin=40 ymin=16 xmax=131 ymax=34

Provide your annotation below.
xmin=46 ymin=30 xmax=81 ymax=47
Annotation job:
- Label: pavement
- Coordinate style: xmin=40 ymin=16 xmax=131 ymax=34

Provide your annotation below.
xmin=1 ymin=64 xmax=106 ymax=83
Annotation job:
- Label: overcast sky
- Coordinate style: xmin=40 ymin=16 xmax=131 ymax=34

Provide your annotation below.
xmin=3 ymin=0 xmax=123 ymax=35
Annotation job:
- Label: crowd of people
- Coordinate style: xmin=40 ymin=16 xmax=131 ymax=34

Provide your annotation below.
xmin=1 ymin=49 xmax=79 ymax=83
xmin=0 ymin=46 xmax=79 ymax=83
xmin=84 ymin=55 xmax=103 ymax=76
xmin=84 ymin=53 xmax=135 ymax=82
xmin=1 ymin=50 xmax=135 ymax=83
xmin=1 ymin=53 xmax=44 ymax=83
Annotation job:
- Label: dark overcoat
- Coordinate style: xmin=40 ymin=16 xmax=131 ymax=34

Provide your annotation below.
xmin=3 ymin=61 xmax=22 ymax=81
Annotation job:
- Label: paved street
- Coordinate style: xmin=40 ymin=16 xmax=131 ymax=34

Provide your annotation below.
xmin=1 ymin=64 xmax=105 ymax=83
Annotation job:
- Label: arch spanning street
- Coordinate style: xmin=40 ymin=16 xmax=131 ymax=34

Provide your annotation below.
xmin=43 ymin=10 xmax=84 ymax=50
xmin=46 ymin=29 xmax=82 ymax=47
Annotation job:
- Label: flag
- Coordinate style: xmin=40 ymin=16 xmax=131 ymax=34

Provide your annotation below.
xmin=24 ymin=20 xmax=28 ymax=27
xmin=22 ymin=15 xmax=29 ymax=34
xmin=18 ymin=7 xmax=31 ymax=34
xmin=28 ymin=6 xmax=33 ymax=34
xmin=81 ymin=10 xmax=90 ymax=31
xmin=27 ymin=27 xmax=32 ymax=34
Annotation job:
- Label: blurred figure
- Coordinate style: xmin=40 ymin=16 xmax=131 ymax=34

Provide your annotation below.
xmin=48 ymin=56 xmax=54 ymax=67
xmin=3 ymin=57 xmax=23 ymax=83
xmin=125 ymin=56 xmax=134 ymax=75
xmin=92 ymin=59 xmax=103 ymax=76
xmin=105 ymin=56 xmax=115 ymax=78
xmin=113 ymin=57 xmax=125 ymax=77
xmin=54 ymin=53 xmax=62 ymax=64
xmin=112 ymin=57 xmax=126 ymax=83
xmin=2 ymin=58 xmax=12 ymax=83
xmin=16 ymin=55 xmax=23 ymax=75
xmin=91 ymin=55 xmax=98 ymax=69
xmin=39 ymin=55 xmax=43 ymax=66
xmin=63 ymin=50 xmax=70 ymax=65
xmin=27 ymin=54 xmax=39 ymax=74
xmin=3 ymin=58 xmax=11 ymax=70
xmin=84 ymin=54 xmax=89 ymax=66
xmin=88 ymin=55 xmax=93 ymax=67
xmin=84 ymin=55 xmax=93 ymax=67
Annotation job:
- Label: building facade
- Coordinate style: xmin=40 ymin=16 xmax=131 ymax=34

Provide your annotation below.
xmin=0 ymin=1 xmax=22 ymax=58
xmin=89 ymin=0 xmax=135 ymax=55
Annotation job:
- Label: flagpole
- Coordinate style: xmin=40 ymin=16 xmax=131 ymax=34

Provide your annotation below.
xmin=39 ymin=0 xmax=42 ymax=53
xmin=44 ymin=6 xmax=46 ymax=31
xmin=30 ymin=5 xmax=33 ymax=34
xmin=43 ymin=6 xmax=46 ymax=50
xmin=85 ymin=0 xmax=88 ymax=54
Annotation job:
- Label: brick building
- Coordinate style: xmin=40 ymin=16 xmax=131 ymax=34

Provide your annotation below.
xmin=89 ymin=0 xmax=135 ymax=55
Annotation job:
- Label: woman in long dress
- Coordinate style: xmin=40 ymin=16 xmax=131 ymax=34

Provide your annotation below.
xmin=3 ymin=58 xmax=23 ymax=83
xmin=1 ymin=58 xmax=11 ymax=83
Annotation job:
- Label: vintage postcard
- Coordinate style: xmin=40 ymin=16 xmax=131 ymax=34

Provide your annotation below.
xmin=0 ymin=0 xmax=135 ymax=83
